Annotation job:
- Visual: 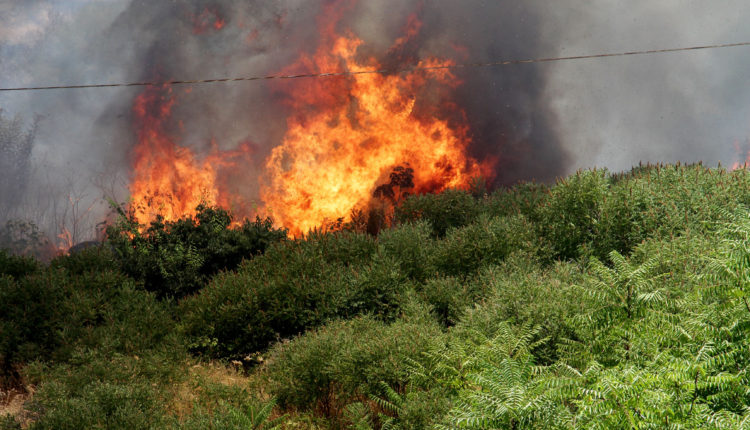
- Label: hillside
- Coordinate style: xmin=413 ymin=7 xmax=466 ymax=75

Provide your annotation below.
xmin=3 ymin=163 xmax=750 ymax=429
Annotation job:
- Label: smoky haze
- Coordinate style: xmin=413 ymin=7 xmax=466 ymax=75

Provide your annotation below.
xmin=1 ymin=0 xmax=749 ymax=246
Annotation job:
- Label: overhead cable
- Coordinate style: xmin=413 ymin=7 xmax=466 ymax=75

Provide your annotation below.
xmin=1 ymin=41 xmax=749 ymax=92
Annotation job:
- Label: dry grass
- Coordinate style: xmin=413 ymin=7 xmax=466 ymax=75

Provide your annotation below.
xmin=168 ymin=360 xmax=261 ymax=423
xmin=0 ymin=386 xmax=34 ymax=428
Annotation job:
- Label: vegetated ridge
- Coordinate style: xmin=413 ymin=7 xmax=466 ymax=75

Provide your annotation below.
xmin=3 ymin=162 xmax=750 ymax=429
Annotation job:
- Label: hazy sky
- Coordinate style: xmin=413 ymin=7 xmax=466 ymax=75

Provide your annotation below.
xmin=2 ymin=0 xmax=750 ymax=180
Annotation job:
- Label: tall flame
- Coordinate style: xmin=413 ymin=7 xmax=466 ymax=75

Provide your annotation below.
xmin=260 ymin=8 xmax=489 ymax=235
xmin=128 ymin=3 xmax=492 ymax=235
xmin=129 ymin=87 xmax=253 ymax=225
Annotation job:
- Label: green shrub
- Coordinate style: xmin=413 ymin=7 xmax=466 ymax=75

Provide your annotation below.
xmin=592 ymin=181 xmax=657 ymax=258
xmin=23 ymin=348 xmax=182 ymax=430
xmin=49 ymin=245 xmax=117 ymax=276
xmin=537 ymin=169 xmax=609 ymax=261
xmin=339 ymin=253 xmax=411 ymax=321
xmin=395 ymin=189 xmax=478 ymax=237
xmin=0 ymin=272 xmax=68 ymax=384
xmin=266 ymin=301 xmax=442 ymax=418
xmin=27 ymin=381 xmax=165 ymax=430
xmin=304 ymin=229 xmax=378 ymax=267
xmin=449 ymin=261 xmax=584 ymax=364
xmin=174 ymin=397 xmax=285 ymax=430
xmin=0 ymin=268 xmax=174 ymax=386
xmin=432 ymin=214 xmax=536 ymax=277
xmin=481 ymin=182 xmax=549 ymax=221
xmin=181 ymin=232 xmax=420 ymax=360
xmin=376 ymin=221 xmax=435 ymax=282
xmin=107 ymin=204 xmax=287 ymax=299
xmin=419 ymin=277 xmax=476 ymax=327
xmin=0 ymin=249 xmax=39 ymax=279
xmin=438 ymin=323 xmax=573 ymax=429
xmin=331 ymin=301 xmax=442 ymax=398
xmin=180 ymin=240 xmax=350 ymax=359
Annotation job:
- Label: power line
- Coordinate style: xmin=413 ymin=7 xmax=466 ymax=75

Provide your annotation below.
xmin=2 ymin=41 xmax=750 ymax=92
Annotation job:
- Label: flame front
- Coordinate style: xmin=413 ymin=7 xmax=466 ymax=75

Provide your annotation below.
xmin=130 ymin=87 xmax=218 ymax=225
xmin=128 ymin=5 xmax=491 ymax=235
xmin=261 ymin=13 xmax=488 ymax=236
xmin=130 ymin=87 xmax=255 ymax=225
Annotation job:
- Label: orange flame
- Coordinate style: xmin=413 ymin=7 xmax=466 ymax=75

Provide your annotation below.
xmin=731 ymin=139 xmax=750 ymax=170
xmin=128 ymin=3 xmax=493 ymax=235
xmin=192 ymin=8 xmax=226 ymax=34
xmin=129 ymin=86 xmax=253 ymax=226
xmin=260 ymin=7 xmax=490 ymax=236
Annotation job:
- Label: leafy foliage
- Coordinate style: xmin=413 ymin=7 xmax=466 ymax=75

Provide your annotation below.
xmin=266 ymin=303 xmax=442 ymax=419
xmin=0 ymin=248 xmax=39 ymax=279
xmin=107 ymin=204 xmax=287 ymax=299
xmin=395 ymin=188 xmax=479 ymax=237
xmin=9 ymin=164 xmax=750 ymax=429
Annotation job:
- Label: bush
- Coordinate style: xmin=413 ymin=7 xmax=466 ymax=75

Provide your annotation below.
xmin=395 ymin=189 xmax=478 ymax=237
xmin=179 ymin=240 xmax=350 ymax=359
xmin=537 ymin=169 xmax=609 ymax=261
xmin=0 ymin=272 xmax=68 ymax=384
xmin=181 ymin=232 xmax=419 ymax=360
xmin=49 ymin=245 xmax=117 ymax=276
xmin=304 ymin=229 xmax=378 ymax=268
xmin=432 ymin=214 xmax=536 ymax=277
xmin=0 ymin=249 xmax=39 ymax=279
xmin=107 ymin=204 xmax=287 ymax=299
xmin=376 ymin=221 xmax=435 ymax=282
xmin=0 ymin=268 xmax=174 ymax=386
xmin=339 ymin=253 xmax=411 ymax=321
xmin=451 ymin=261 xmax=584 ymax=364
xmin=23 ymin=347 xmax=182 ymax=430
xmin=481 ymin=182 xmax=549 ymax=221
xmin=27 ymin=380 xmax=165 ymax=430
xmin=418 ymin=276 xmax=492 ymax=327
xmin=266 ymin=301 xmax=442 ymax=418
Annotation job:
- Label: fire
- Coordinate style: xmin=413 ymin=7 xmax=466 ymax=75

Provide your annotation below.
xmin=731 ymin=139 xmax=750 ymax=170
xmin=260 ymin=8 xmax=489 ymax=236
xmin=130 ymin=87 xmax=218 ymax=225
xmin=192 ymin=8 xmax=225 ymax=34
xmin=128 ymin=2 xmax=492 ymax=235
xmin=129 ymin=87 xmax=253 ymax=226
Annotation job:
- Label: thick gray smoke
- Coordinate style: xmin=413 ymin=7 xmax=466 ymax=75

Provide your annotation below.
xmin=1 ymin=0 xmax=749 ymax=246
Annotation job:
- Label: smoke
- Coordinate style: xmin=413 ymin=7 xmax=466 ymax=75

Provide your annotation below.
xmin=1 ymin=0 xmax=750 ymax=242
xmin=98 ymin=0 xmax=570 ymax=186
xmin=543 ymin=0 xmax=750 ymax=172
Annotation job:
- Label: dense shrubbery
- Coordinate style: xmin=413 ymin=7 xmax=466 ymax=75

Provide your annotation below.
xmin=395 ymin=188 xmax=479 ymax=237
xmin=8 ymin=164 xmax=750 ymax=428
xmin=106 ymin=204 xmax=287 ymax=299
xmin=265 ymin=302 xmax=442 ymax=419
xmin=179 ymin=238 xmax=352 ymax=359
xmin=0 ymin=266 xmax=172 ymax=385
xmin=0 ymin=249 xmax=39 ymax=279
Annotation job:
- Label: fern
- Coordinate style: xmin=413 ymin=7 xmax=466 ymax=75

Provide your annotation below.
xmin=438 ymin=323 xmax=573 ymax=429
xmin=572 ymin=250 xmax=670 ymax=365
xmin=222 ymin=397 xmax=286 ymax=430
